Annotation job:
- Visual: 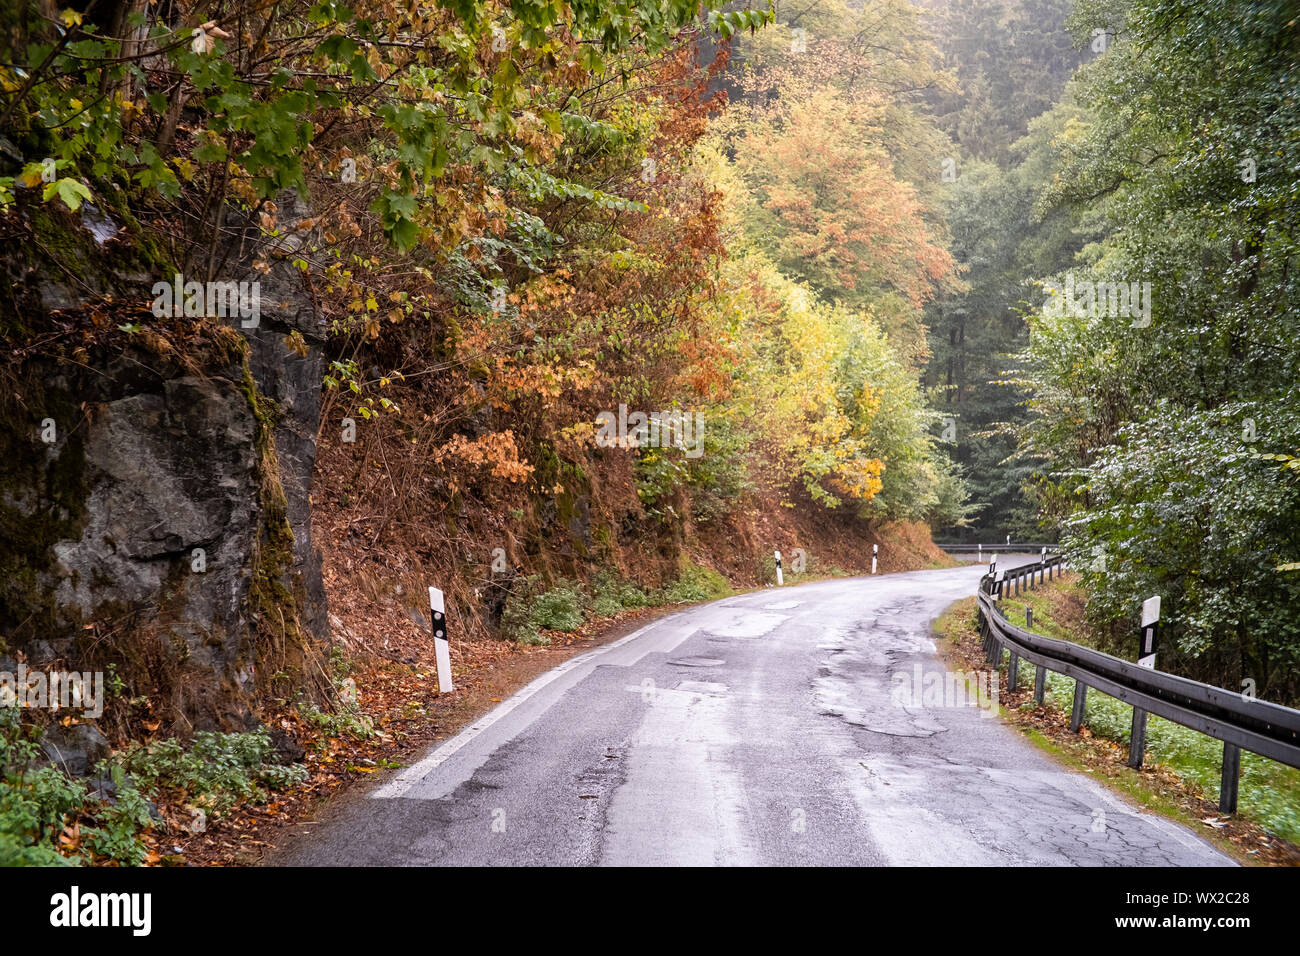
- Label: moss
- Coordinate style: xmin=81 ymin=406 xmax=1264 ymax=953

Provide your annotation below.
xmin=0 ymin=364 xmax=91 ymax=641
xmin=238 ymin=352 xmax=326 ymax=705
xmin=532 ymin=441 xmax=560 ymax=489
xmin=442 ymin=315 xmax=464 ymax=351
xmin=1 ymin=184 xmax=175 ymax=339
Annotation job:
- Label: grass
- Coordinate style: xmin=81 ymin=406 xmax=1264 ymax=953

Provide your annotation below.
xmin=937 ymin=577 xmax=1300 ymax=857
xmin=662 ymin=558 xmax=731 ymax=603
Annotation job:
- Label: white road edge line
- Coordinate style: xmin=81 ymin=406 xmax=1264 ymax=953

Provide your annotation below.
xmin=370 ymin=612 xmax=680 ymax=800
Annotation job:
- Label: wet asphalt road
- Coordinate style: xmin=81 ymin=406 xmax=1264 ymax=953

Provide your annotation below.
xmin=278 ymin=561 xmax=1232 ymax=866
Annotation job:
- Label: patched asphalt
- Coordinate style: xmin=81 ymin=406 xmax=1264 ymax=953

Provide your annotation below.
xmin=276 ymin=561 xmax=1232 ymax=867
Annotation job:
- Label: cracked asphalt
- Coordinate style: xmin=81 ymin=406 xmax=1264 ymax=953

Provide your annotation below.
xmin=278 ymin=561 xmax=1233 ymax=866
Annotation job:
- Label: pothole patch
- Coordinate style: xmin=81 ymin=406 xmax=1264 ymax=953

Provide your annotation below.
xmin=675 ymin=680 xmax=728 ymax=695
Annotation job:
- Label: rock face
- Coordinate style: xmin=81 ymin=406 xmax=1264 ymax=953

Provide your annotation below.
xmin=40 ymin=723 xmax=112 ymax=778
xmin=0 ymin=192 xmax=329 ymax=734
xmin=238 ymin=189 xmax=329 ymax=649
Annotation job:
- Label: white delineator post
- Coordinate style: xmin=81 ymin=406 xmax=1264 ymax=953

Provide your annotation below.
xmin=977 ymin=543 xmax=982 ymax=560
xmin=871 ymin=543 xmax=878 ymax=575
xmin=774 ymin=550 xmax=783 ymax=586
xmin=429 ymin=586 xmax=453 ymax=693
xmin=1138 ymin=595 xmax=1160 ymax=669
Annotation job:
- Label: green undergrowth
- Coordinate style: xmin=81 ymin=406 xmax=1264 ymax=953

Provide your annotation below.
xmin=0 ymin=707 xmax=305 ymax=867
xmin=298 ymin=647 xmax=374 ymax=743
xmin=501 ymin=558 xmax=730 ymax=644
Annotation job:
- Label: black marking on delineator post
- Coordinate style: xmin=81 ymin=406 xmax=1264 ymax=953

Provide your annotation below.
xmin=429 ymin=586 xmax=452 ymax=693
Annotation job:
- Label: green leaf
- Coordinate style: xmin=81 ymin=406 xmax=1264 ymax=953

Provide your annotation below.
xmin=47 ymin=177 xmax=92 ymax=211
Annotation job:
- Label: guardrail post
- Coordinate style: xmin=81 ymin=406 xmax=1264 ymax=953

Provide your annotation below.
xmin=1127 ymin=597 xmax=1161 ymax=768
xmin=1219 ymin=743 xmax=1241 ymax=814
xmin=1128 ymin=708 xmax=1148 ymax=768
xmin=1070 ymin=681 xmax=1087 ymax=731
xmin=1008 ymin=651 xmax=1019 ymax=690
xmin=1034 ymin=665 xmax=1046 ymax=705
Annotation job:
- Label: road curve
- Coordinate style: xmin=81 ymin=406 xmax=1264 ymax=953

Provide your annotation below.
xmin=279 ymin=562 xmax=1233 ymax=866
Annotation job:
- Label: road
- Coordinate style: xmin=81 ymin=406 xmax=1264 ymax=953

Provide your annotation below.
xmin=279 ymin=561 xmax=1233 ymax=866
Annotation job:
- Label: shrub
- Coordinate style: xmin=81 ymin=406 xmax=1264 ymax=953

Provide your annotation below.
xmin=532 ymin=583 xmax=586 ymax=631
xmin=501 ymin=575 xmax=587 ymax=643
xmin=0 ymin=708 xmax=151 ymax=865
xmin=589 ymin=570 xmax=650 ymax=617
xmin=118 ymin=729 xmax=308 ymax=815
xmin=663 ymin=559 xmax=730 ymax=603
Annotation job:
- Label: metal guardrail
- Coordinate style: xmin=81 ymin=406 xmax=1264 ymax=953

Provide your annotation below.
xmin=939 ymin=543 xmax=1057 ymax=554
xmin=977 ymin=555 xmax=1300 ymax=814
